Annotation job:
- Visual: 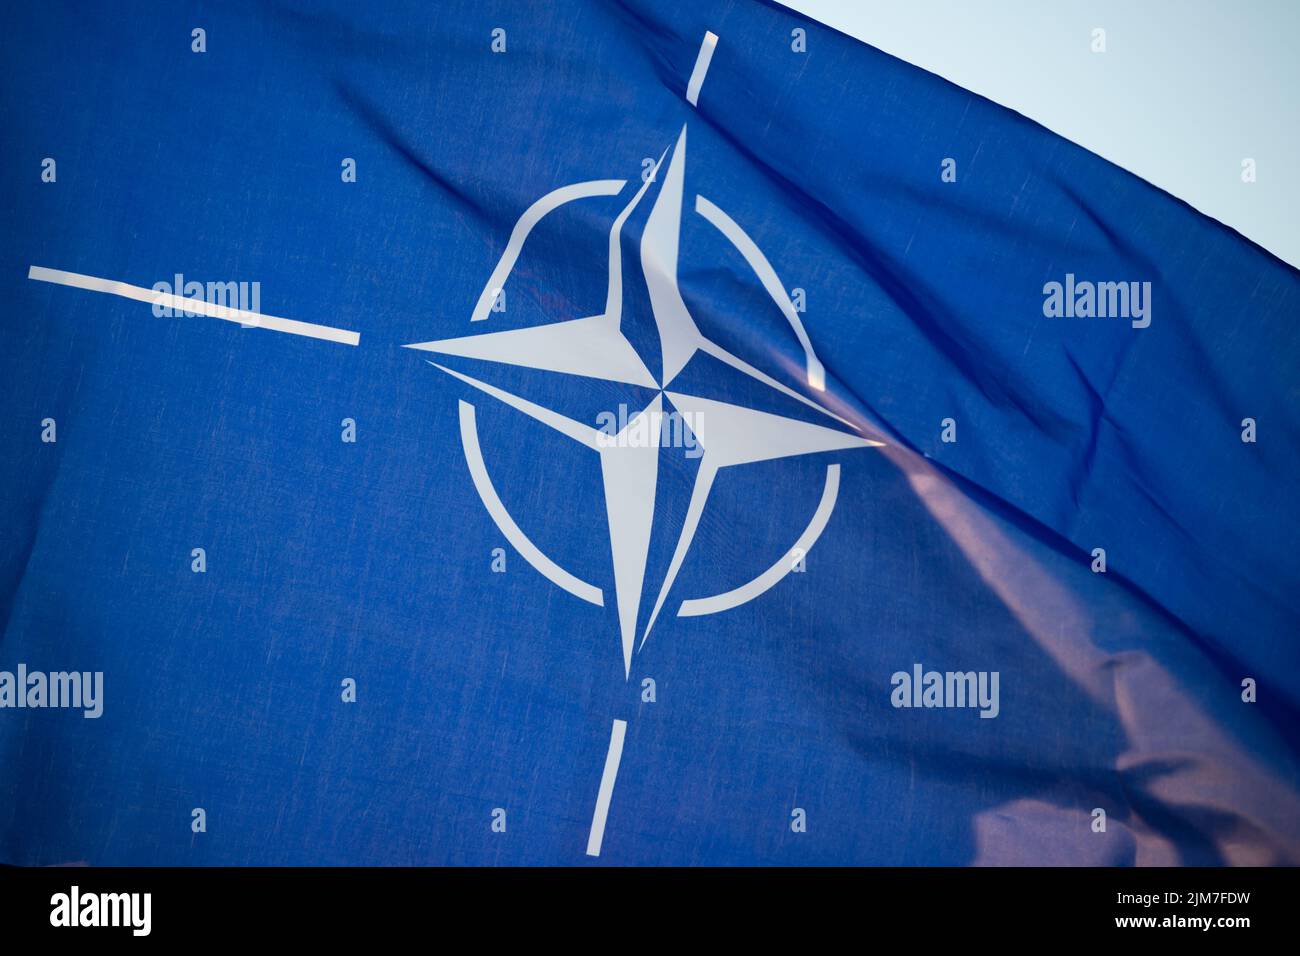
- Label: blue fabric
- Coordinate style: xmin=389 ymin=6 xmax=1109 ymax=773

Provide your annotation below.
xmin=1 ymin=0 xmax=1297 ymax=865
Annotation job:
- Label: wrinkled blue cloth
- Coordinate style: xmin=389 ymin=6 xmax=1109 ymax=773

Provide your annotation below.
xmin=1 ymin=0 xmax=1296 ymax=865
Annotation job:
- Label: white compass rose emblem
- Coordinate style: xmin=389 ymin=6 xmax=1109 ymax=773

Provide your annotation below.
xmin=405 ymin=123 xmax=884 ymax=680
xmin=403 ymin=33 xmax=885 ymax=857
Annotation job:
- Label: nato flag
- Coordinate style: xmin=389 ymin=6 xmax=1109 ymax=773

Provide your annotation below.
xmin=1 ymin=0 xmax=1297 ymax=865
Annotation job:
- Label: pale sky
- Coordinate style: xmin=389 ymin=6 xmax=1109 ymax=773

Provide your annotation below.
xmin=779 ymin=0 xmax=1300 ymax=268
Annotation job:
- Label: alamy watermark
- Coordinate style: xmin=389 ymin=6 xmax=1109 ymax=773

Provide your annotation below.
xmin=891 ymin=663 xmax=999 ymax=718
xmin=1043 ymin=273 xmax=1151 ymax=328
xmin=50 ymin=886 xmax=150 ymax=936
xmin=151 ymin=272 xmax=261 ymax=321
xmin=0 ymin=664 xmax=103 ymax=718
xmin=596 ymin=404 xmax=702 ymax=458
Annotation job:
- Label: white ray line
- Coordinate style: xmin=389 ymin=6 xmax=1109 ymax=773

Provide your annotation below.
xmin=640 ymin=459 xmax=718 ymax=649
xmin=699 ymin=337 xmax=855 ymax=429
xmin=458 ymin=400 xmax=604 ymax=607
xmin=586 ymin=718 xmax=628 ymax=858
xmin=685 ymin=31 xmax=718 ymax=107
xmin=605 ymin=149 xmax=668 ymax=326
xmin=470 ymin=180 xmax=626 ymax=323
xmin=695 ymin=196 xmax=825 ymax=389
xmin=27 ymin=265 xmax=360 ymax=346
xmin=433 ymin=362 xmax=603 ymax=449
xmin=601 ymin=396 xmax=663 ymax=679
xmin=679 ymin=464 xmax=840 ymax=617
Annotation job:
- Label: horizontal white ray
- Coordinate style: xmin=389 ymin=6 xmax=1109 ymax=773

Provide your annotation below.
xmin=430 ymin=362 xmax=603 ymax=448
xmin=665 ymin=390 xmax=881 ymax=465
xmin=407 ymin=315 xmax=657 ymax=389
xmin=27 ymin=265 xmax=360 ymax=346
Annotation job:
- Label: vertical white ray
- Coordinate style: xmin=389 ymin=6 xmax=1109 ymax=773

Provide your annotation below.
xmin=685 ymin=32 xmax=718 ymax=107
xmin=605 ymin=147 xmax=669 ymax=328
xmin=641 ymin=458 xmax=718 ymax=650
xmin=598 ymin=396 xmax=664 ymax=677
xmin=638 ymin=129 xmax=851 ymax=424
xmin=586 ymin=718 xmax=628 ymax=857
xmin=436 ymin=361 xmax=667 ymax=674
xmin=641 ymin=126 xmax=704 ymax=387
